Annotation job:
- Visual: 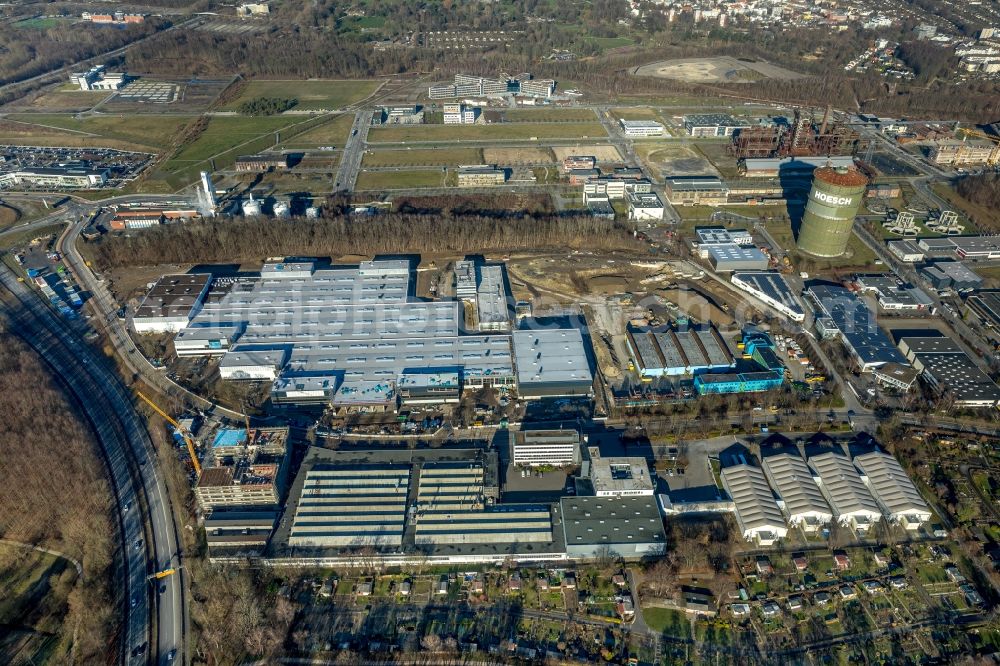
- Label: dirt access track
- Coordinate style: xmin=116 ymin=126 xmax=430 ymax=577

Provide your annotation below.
xmin=633 ymin=56 xmax=807 ymax=83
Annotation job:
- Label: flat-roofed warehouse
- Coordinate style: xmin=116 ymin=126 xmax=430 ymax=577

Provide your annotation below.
xmin=511 ymin=429 xmax=581 ymax=467
xmin=760 ymin=453 xmax=832 ymax=533
xmin=133 ymin=273 xmax=212 ymax=333
xmin=512 ymin=327 xmax=593 ymax=398
xmin=731 ymin=272 xmax=805 ymax=322
xmin=720 ymin=464 xmax=788 ymax=545
xmin=898 ymin=336 xmax=1000 ymax=407
xmin=288 ymin=464 xmax=411 ymax=547
xmin=561 ymin=496 xmax=666 ymax=559
xmin=853 ymin=451 xmax=931 ymax=530
xmin=968 ymin=290 xmax=1000 ymax=330
xmin=808 ymin=452 xmax=882 ymax=533
xmin=204 ymin=509 xmax=278 ymax=556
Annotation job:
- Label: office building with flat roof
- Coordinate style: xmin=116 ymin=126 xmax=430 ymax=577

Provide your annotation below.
xmin=561 ymin=496 xmax=666 ymax=559
xmin=854 ymin=274 xmax=933 ymax=311
xmin=720 ymin=464 xmax=788 ymax=545
xmin=457 ymin=165 xmax=506 ymax=187
xmin=620 ymin=119 xmax=665 ymax=137
xmin=587 ymin=448 xmax=655 ymax=497
xmin=761 ymin=453 xmax=832 ymax=533
xmin=683 ymin=113 xmax=751 ymax=137
xmin=512 ymin=430 xmax=581 ymax=467
xmin=808 ymin=452 xmax=882 ymax=533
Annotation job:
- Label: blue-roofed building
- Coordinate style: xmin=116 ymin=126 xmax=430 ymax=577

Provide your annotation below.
xmin=695 ymin=370 xmax=785 ymax=394
xmin=805 ymin=285 xmax=908 ymax=371
xmin=693 ymin=330 xmax=785 ymax=394
xmin=213 ymin=428 xmax=248 ymax=450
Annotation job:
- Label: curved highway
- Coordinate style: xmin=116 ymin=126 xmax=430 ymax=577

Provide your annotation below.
xmin=0 ymin=264 xmax=185 ymax=665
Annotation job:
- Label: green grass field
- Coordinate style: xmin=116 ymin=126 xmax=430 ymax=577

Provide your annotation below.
xmin=14 ymin=17 xmax=64 ymax=29
xmin=220 ymin=79 xmax=382 ymax=111
xmin=503 ymin=108 xmax=598 ymax=122
xmin=355 ymin=170 xmax=445 ymax=190
xmin=369 ymin=122 xmax=607 ymax=143
xmin=280 ymin=113 xmax=356 ymax=149
xmin=7 ymin=114 xmax=197 ymax=151
xmin=363 ymin=148 xmax=482 ymax=167
xmin=643 ymin=607 xmax=691 ymax=638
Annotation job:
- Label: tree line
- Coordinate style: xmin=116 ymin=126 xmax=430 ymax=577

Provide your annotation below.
xmin=956 ymin=172 xmax=1000 ymax=208
xmin=91 ymin=210 xmax=643 ymax=269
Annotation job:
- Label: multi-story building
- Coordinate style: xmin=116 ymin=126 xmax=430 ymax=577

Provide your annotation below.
xmin=0 ymin=166 xmax=108 ymax=189
xmin=562 ymin=155 xmax=596 ymax=172
xmin=442 ymin=103 xmax=479 ymax=124
xmin=511 ymin=430 xmax=581 ymax=467
xmin=519 ymin=79 xmax=555 ymax=98
xmin=683 ymin=113 xmax=752 ymax=137
xmin=586 ymin=448 xmax=655 ymax=497
xmin=195 ymin=427 xmax=290 ymax=511
xmin=930 ymin=141 xmax=1000 ymax=166
xmin=457 ymin=164 xmax=506 ymax=186
xmin=627 ymin=191 xmax=664 ymax=221
xmin=375 ymin=106 xmax=425 ymax=125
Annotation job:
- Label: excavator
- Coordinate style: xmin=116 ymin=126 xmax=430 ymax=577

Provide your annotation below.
xmin=136 ymin=391 xmax=201 ymax=477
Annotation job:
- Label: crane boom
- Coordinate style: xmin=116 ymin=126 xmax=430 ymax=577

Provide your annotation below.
xmin=136 ymin=391 xmax=202 ymax=477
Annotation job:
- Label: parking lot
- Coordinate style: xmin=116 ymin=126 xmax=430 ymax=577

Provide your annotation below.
xmin=0 ymin=145 xmax=154 ymax=187
xmin=116 ymin=81 xmax=180 ymax=104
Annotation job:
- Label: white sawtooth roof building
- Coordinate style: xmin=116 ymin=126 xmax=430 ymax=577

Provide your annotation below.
xmin=720 ymin=464 xmax=788 ymax=545
xmin=761 ymin=453 xmax=833 ymax=532
xmin=853 ymin=451 xmax=932 ymax=530
xmin=808 ymin=452 xmax=882 ymax=533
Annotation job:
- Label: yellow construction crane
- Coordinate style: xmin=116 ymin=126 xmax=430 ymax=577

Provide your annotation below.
xmin=956 ymin=127 xmax=1000 ymax=166
xmin=136 ymin=391 xmax=201 ymax=477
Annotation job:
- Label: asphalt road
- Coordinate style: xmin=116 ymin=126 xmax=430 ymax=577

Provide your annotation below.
xmin=335 ymin=109 xmax=375 ymax=192
xmin=0 ymin=263 xmax=185 ymax=666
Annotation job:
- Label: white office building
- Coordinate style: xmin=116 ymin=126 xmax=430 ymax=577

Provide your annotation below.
xmin=512 ymin=430 xmax=581 ymax=467
xmin=620 ymin=119 xmax=665 ymax=137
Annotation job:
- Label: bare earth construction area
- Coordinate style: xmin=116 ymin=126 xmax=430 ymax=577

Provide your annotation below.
xmin=633 ymin=56 xmax=807 ymax=83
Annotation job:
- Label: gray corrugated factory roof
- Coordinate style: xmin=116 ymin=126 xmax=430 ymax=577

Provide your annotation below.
xmin=512 ymin=328 xmax=592 ymax=387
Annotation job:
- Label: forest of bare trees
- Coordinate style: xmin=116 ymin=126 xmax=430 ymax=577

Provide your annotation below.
xmin=0 ymin=331 xmax=115 ymax=663
xmin=0 ymin=18 xmax=167 ymax=86
xmin=91 ymin=211 xmax=643 ymax=269
xmin=957 ymin=173 xmax=1000 ymax=207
